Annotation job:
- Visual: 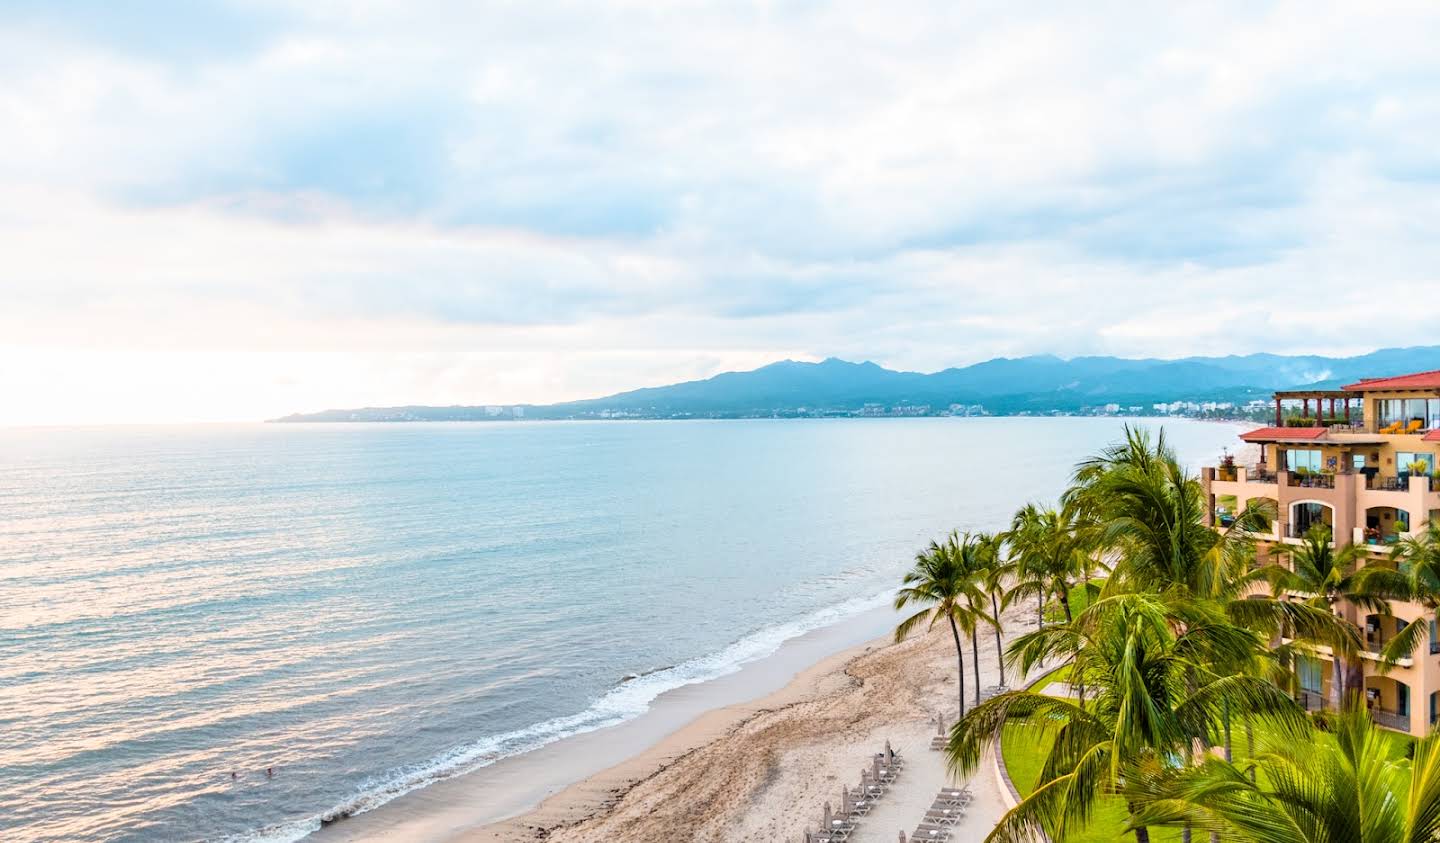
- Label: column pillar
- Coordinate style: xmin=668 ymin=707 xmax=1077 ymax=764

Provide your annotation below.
xmin=1275 ymin=398 xmax=1282 ymax=427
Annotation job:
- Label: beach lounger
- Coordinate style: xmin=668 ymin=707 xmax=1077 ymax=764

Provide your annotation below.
xmin=912 ymin=825 xmax=950 ymax=841
xmin=924 ymin=809 xmax=964 ymax=826
xmin=821 ymin=803 xmax=855 ymax=840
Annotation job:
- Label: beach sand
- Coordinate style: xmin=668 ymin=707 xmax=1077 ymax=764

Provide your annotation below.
xmin=326 ymin=601 xmax=1030 ymax=843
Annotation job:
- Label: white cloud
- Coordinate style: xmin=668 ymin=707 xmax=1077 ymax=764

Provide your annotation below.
xmin=3 ymin=1 xmax=1440 ymax=423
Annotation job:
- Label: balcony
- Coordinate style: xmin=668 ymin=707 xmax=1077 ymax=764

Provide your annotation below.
xmin=1368 ymin=475 xmax=1410 ymax=492
xmin=1286 ymin=522 xmax=1335 ymax=542
xmin=1288 ymin=472 xmax=1335 ymax=489
xmin=1371 ymin=707 xmax=1411 ymax=733
xmin=1295 ymin=689 xmax=1326 ymax=712
xmin=1246 ymin=467 xmax=1278 ymax=483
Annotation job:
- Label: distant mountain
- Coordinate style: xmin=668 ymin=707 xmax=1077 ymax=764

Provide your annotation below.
xmin=270 ymin=346 xmax=1440 ymax=422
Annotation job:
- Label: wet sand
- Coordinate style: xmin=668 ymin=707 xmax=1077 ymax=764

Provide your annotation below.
xmin=320 ymin=601 xmax=1031 ymax=842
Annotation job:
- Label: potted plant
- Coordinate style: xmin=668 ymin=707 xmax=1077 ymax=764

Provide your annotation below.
xmin=1412 ymin=459 xmax=1430 ymax=477
xmin=1396 ymin=518 xmax=1410 ymax=534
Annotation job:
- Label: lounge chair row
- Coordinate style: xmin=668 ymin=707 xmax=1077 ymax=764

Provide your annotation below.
xmin=901 ymin=785 xmax=973 ymax=841
xmin=800 ymin=741 xmax=904 ymax=842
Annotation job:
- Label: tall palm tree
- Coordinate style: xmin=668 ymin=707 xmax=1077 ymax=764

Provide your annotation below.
xmin=1260 ymin=526 xmax=1396 ymax=709
xmin=976 ymin=531 xmax=1010 ymax=687
xmin=946 ymin=592 xmax=1305 ymax=843
xmin=895 ymin=530 xmax=991 ymax=718
xmin=1125 ymin=704 xmax=1440 ymax=843
xmin=1066 ymin=425 xmax=1261 ymax=602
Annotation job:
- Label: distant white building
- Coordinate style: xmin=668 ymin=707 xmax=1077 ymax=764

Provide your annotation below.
xmin=484 ymin=405 xmax=504 ymax=417
xmin=512 ymin=406 xmax=525 ymax=418
xmin=1104 ymin=403 xmax=1121 ymax=414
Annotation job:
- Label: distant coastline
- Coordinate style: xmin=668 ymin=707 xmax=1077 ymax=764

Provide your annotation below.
xmin=269 ymin=347 xmax=1440 ymax=426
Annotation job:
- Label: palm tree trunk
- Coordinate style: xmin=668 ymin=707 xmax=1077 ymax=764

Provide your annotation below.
xmin=1224 ymin=700 xmax=1233 ymax=762
xmin=1059 ymin=585 xmax=1074 ymax=623
xmin=1245 ymin=721 xmax=1256 ymax=783
xmin=1036 ymin=594 xmax=1045 ymax=669
xmin=949 ymin=614 xmax=967 ymax=718
xmin=972 ymin=629 xmax=981 ymax=705
xmin=1330 ymin=653 xmax=1344 ymax=711
xmin=991 ymin=592 xmax=1006 ymax=686
xmin=1127 ymin=805 xmax=1150 ymax=843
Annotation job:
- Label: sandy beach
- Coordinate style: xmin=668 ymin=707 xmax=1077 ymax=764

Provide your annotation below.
xmin=322 ymin=600 xmax=1032 ymax=843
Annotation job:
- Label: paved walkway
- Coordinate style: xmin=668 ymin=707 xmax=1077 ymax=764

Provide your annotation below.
xmin=848 ymin=732 xmax=948 ymax=842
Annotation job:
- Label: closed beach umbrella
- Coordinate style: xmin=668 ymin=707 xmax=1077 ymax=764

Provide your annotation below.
xmin=899 ymin=832 xmax=907 ymax=843
xmin=873 ymin=756 xmax=882 ymax=781
xmin=936 ymin=716 xmax=945 ymax=736
xmin=802 ymin=827 xmax=812 ymax=843
xmin=824 ymin=802 xmax=833 ymax=829
xmin=841 ymin=787 xmax=852 ymax=814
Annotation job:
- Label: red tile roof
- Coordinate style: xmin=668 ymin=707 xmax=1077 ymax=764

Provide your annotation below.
xmin=1423 ymin=429 xmax=1440 ymax=442
xmin=1240 ymin=426 xmax=1328 ymax=442
xmin=1341 ymin=370 xmax=1440 ymax=391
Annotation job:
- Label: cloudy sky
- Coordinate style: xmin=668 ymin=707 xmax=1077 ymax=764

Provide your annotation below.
xmin=4 ymin=2 xmax=1440 ymax=424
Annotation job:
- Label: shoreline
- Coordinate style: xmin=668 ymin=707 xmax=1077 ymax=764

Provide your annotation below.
xmin=315 ymin=601 xmax=906 ymax=842
xmin=319 ymin=600 xmax=1032 ymax=843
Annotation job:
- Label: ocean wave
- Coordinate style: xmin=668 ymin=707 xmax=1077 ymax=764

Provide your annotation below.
xmin=226 ymin=586 xmax=895 ymax=843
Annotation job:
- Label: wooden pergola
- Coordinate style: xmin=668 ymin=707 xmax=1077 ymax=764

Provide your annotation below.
xmin=1271 ymin=389 xmax=1356 ymax=427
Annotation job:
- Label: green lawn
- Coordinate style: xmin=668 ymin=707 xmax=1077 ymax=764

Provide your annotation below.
xmin=999 ymin=668 xmax=1414 ymax=842
xmin=1000 ymin=667 xmax=1180 ymax=842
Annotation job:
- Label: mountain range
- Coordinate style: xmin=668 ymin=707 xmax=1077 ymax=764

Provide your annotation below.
xmin=270 ymin=346 xmax=1440 ymax=422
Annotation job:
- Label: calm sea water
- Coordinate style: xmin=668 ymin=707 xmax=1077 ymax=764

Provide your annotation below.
xmin=0 ymin=418 xmax=1238 ymax=842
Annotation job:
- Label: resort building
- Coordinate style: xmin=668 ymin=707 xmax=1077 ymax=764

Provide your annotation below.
xmin=1202 ymin=369 xmax=1440 ymax=738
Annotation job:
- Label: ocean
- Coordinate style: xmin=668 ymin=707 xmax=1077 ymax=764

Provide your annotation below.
xmin=0 ymin=417 xmax=1239 ymax=841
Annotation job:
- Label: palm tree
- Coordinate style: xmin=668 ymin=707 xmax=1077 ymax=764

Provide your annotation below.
xmin=1066 ymin=425 xmax=1264 ymax=602
xmin=895 ymin=530 xmax=991 ymax=718
xmin=1261 ymin=526 xmax=1397 ymax=709
xmin=1125 ymin=704 xmax=1440 ymax=843
xmin=1373 ymin=521 xmax=1440 ymax=667
xmin=946 ymin=592 xmax=1306 ymax=843
xmin=976 ymin=531 xmax=1010 ymax=687
xmin=1005 ymin=502 xmax=1088 ymax=627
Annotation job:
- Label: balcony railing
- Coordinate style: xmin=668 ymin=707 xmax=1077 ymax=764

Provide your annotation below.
xmin=1368 ymin=475 xmax=1410 ymax=492
xmin=1246 ymin=467 xmax=1277 ymax=483
xmin=1295 ymin=689 xmax=1326 ymax=712
xmin=1288 ymin=522 xmax=1334 ymax=540
xmin=1288 ymin=472 xmax=1336 ymax=489
xmin=1371 ymin=707 xmax=1411 ymax=733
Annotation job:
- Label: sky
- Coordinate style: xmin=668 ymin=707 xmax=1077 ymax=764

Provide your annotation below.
xmin=4 ymin=2 xmax=1440 ymax=424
